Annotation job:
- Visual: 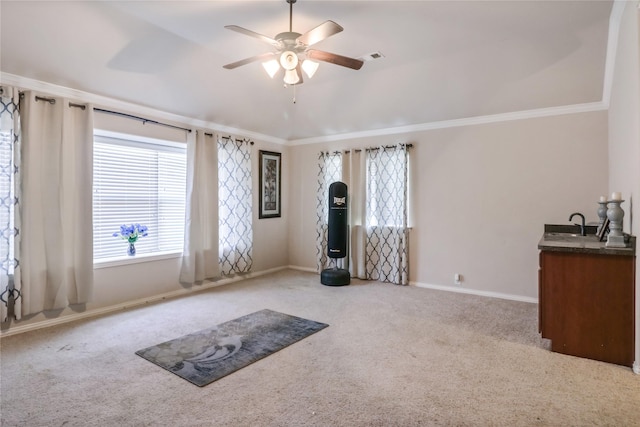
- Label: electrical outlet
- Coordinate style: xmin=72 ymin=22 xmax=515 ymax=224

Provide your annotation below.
xmin=454 ymin=273 xmax=462 ymax=285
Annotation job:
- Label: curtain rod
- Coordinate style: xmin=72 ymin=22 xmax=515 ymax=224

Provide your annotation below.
xmin=219 ymin=134 xmax=254 ymax=145
xmin=327 ymin=143 xmax=414 ymax=155
xmin=35 ymin=95 xmax=86 ymax=112
xmin=94 ymin=108 xmax=191 ymax=133
xmin=31 ymin=95 xmax=191 ymax=133
xmin=351 ymin=143 xmax=413 ymax=153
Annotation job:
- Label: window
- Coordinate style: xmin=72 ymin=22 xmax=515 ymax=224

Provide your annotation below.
xmin=365 ymin=146 xmax=408 ymax=228
xmin=93 ymin=133 xmax=186 ymax=260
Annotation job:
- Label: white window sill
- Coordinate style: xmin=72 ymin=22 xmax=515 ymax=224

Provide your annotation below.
xmin=94 ymin=250 xmax=182 ymax=269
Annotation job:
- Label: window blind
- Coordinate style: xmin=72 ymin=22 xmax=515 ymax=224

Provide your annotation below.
xmin=93 ymin=135 xmax=186 ymax=260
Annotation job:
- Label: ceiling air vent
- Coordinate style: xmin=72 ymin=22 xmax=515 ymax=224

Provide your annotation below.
xmin=359 ymin=52 xmax=385 ymax=62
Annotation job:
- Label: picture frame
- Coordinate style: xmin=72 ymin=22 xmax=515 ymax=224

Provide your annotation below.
xmin=258 ymin=150 xmax=281 ymax=219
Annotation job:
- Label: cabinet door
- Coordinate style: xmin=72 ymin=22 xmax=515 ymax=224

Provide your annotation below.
xmin=540 ymin=251 xmax=635 ymax=367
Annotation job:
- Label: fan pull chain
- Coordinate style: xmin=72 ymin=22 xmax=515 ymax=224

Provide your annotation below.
xmin=292 ymin=84 xmax=296 ymax=104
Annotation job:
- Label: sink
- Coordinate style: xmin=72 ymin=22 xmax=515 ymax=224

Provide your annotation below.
xmin=544 ymin=224 xmax=598 ymax=236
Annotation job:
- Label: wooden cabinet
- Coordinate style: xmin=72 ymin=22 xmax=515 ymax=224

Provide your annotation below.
xmin=538 ymin=251 xmax=635 ymax=367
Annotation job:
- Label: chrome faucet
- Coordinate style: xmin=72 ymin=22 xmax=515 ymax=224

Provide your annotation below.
xmin=569 ymin=212 xmax=586 ymax=236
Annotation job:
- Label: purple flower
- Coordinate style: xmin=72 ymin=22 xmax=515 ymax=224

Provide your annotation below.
xmin=113 ymin=224 xmax=149 ymax=243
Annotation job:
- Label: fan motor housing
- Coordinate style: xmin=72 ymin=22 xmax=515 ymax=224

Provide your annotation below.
xmin=275 ymin=32 xmax=303 ymax=48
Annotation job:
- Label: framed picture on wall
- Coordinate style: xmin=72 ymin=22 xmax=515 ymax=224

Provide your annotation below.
xmin=259 ymin=150 xmax=281 ymax=219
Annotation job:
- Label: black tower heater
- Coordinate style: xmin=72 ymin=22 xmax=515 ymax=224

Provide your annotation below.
xmin=321 ymin=181 xmax=350 ymax=286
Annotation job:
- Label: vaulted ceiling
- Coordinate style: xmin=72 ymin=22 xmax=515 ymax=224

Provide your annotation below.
xmin=0 ymin=1 xmax=613 ymax=142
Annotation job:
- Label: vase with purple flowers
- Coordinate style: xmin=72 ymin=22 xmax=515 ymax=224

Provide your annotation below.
xmin=113 ymin=224 xmax=149 ymax=256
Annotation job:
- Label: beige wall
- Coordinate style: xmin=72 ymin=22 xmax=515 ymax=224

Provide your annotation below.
xmin=289 ymin=111 xmax=609 ymax=300
xmin=251 ymin=140 xmax=290 ymax=272
xmin=607 ymin=1 xmax=640 ymax=372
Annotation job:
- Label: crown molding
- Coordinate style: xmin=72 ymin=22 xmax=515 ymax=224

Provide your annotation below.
xmin=287 ymin=101 xmax=607 ymax=146
xmin=0 ymin=72 xmax=288 ymax=145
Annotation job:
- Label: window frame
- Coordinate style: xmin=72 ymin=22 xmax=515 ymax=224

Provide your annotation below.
xmin=92 ymin=130 xmax=187 ymax=267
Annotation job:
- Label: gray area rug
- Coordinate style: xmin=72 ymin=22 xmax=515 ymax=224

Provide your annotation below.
xmin=135 ymin=309 xmax=328 ymax=387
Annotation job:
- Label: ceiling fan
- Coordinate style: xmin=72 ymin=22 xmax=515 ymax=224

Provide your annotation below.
xmin=222 ymin=0 xmax=364 ymax=86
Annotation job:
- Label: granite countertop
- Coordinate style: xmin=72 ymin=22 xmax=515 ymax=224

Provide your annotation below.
xmin=538 ymin=224 xmax=636 ymax=256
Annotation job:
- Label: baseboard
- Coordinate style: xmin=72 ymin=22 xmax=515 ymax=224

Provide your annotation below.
xmin=0 ymin=266 xmax=289 ymax=338
xmin=633 ymin=361 xmax=640 ymax=375
xmin=288 ymin=267 xmax=537 ymax=303
xmin=287 ymin=265 xmax=318 ymax=273
xmin=409 ymin=281 xmax=538 ymax=304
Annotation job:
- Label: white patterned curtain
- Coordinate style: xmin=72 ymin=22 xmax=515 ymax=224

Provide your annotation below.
xmin=0 ymin=86 xmax=22 ymax=321
xmin=315 ymin=151 xmax=342 ymax=272
xmin=218 ymin=136 xmax=253 ymax=276
xmin=365 ymin=145 xmax=410 ymax=285
xmin=21 ymin=92 xmax=94 ymax=315
xmin=180 ymin=130 xmax=220 ymax=285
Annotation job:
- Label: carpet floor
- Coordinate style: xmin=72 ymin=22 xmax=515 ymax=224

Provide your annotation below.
xmin=1 ymin=269 xmax=638 ymax=426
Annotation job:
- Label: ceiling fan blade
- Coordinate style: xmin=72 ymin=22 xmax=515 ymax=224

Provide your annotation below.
xmin=223 ymin=52 xmax=276 ymax=69
xmin=224 ymin=25 xmax=280 ymax=48
xmin=306 ymin=49 xmax=364 ymax=70
xmin=297 ymin=20 xmax=343 ymax=46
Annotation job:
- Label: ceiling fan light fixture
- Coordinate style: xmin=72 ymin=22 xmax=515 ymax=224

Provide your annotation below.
xmin=223 ymin=0 xmax=366 ymax=92
xmin=262 ymin=59 xmax=280 ymax=78
xmin=280 ymin=50 xmax=299 ymax=70
xmin=283 ymin=68 xmax=300 ymax=85
xmin=301 ymin=59 xmax=319 ymax=79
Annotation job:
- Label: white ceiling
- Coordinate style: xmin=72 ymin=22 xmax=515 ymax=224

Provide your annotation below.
xmin=0 ymin=1 xmax=613 ymax=142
